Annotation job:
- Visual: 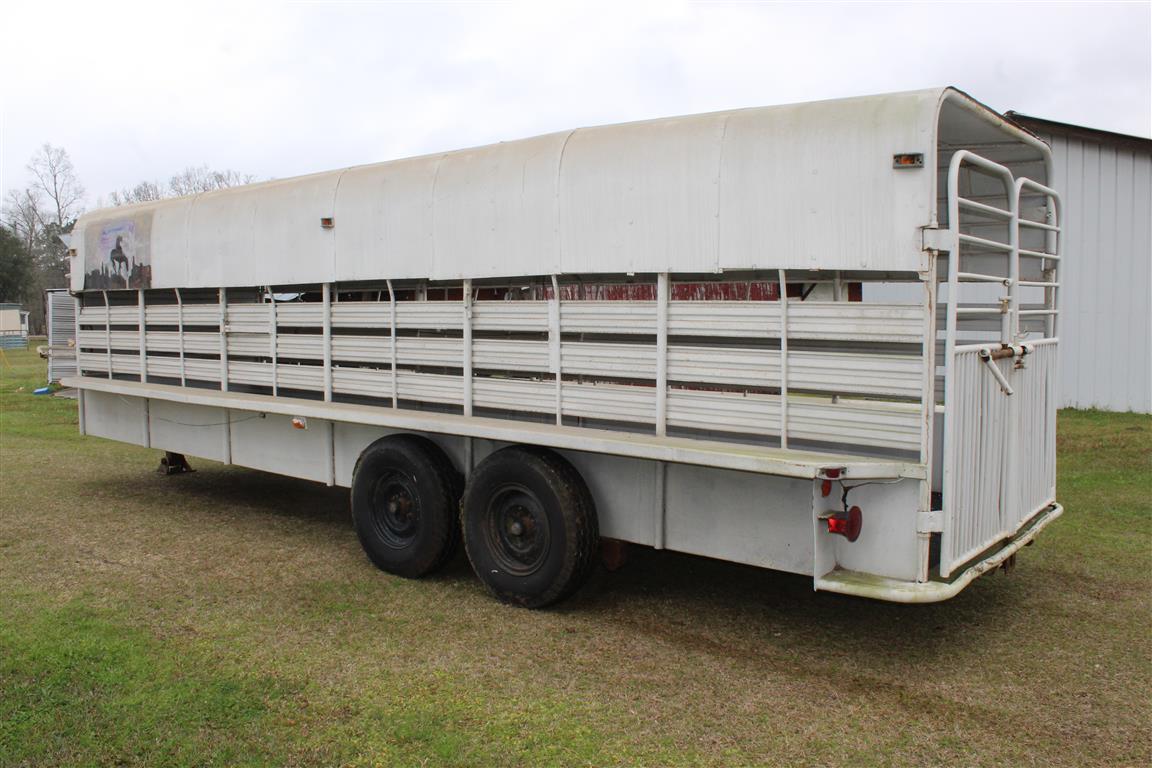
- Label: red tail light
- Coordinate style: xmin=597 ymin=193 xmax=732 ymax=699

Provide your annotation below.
xmin=826 ymin=506 xmax=863 ymax=542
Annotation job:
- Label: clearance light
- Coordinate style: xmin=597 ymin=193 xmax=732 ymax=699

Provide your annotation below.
xmin=825 ymin=506 xmax=863 ymax=542
xmin=320 ymin=217 xmax=335 ymax=229
xmin=291 ymin=416 xmax=308 ymax=430
xmin=892 ymin=153 xmax=924 ymax=169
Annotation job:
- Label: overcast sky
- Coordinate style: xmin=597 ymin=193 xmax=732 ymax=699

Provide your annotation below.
xmin=1 ymin=0 xmax=1148 ymax=210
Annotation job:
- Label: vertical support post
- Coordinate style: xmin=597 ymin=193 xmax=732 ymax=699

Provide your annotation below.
xmin=655 ymin=273 xmax=669 ymax=436
xmin=462 ymin=279 xmax=473 ymax=417
xmin=175 ymin=288 xmax=186 ymax=386
xmin=942 ymin=153 xmax=965 ymax=565
xmin=1007 ymin=180 xmax=1020 ymax=344
xmin=549 ymin=275 xmax=562 ymax=426
xmin=222 ymin=408 xmax=232 ymax=465
xmin=917 ymin=264 xmax=939 ymax=584
xmin=652 ymin=461 xmax=667 ymax=549
xmin=72 ymin=292 xmax=82 ymax=379
xmin=326 ymin=421 xmax=336 ymax=487
xmin=142 ymin=398 xmax=151 ymax=448
xmin=137 ymin=289 xmax=147 ymax=383
xmin=919 ymin=268 xmax=939 ymax=466
xmin=103 ymin=290 xmax=111 ymax=379
xmin=322 ymin=283 xmax=333 ymax=402
xmin=77 ymin=388 xmax=87 ymax=436
xmin=832 ymin=271 xmax=843 ymax=302
xmin=387 ymin=279 xmax=398 ymax=408
xmin=269 ymin=287 xmax=278 ymax=396
xmin=218 ymin=287 xmax=229 ymax=392
xmin=218 ymin=287 xmax=231 ymax=465
xmin=1045 ymin=198 xmax=1060 ymax=339
xmin=777 ymin=269 xmax=790 ymax=450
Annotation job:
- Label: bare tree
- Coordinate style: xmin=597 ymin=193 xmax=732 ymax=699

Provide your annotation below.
xmin=168 ymin=165 xmax=257 ymax=197
xmin=108 ymin=180 xmax=164 ymax=207
xmin=27 ymin=144 xmax=85 ymax=227
xmin=1 ymin=188 xmax=45 ymax=256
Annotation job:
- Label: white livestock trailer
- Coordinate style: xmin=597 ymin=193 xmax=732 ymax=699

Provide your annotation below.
xmin=64 ymin=87 xmax=1064 ymax=607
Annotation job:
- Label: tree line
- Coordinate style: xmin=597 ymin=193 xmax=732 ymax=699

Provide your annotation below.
xmin=1 ymin=145 xmax=254 ymax=335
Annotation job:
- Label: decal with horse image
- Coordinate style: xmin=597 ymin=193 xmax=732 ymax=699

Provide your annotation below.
xmin=83 ymin=215 xmax=152 ymax=290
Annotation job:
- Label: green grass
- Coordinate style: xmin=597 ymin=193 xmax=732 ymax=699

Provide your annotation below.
xmin=1 ymin=344 xmax=1149 ymax=767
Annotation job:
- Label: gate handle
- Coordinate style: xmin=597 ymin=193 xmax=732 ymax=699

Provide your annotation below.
xmin=979 ymin=348 xmax=1014 ymax=395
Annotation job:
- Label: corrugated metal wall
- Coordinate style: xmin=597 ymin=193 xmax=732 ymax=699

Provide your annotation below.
xmin=1021 ymin=122 xmax=1151 ymax=413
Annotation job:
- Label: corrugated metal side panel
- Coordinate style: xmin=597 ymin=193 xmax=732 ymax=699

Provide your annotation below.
xmin=1044 ymin=131 xmax=1151 ymax=413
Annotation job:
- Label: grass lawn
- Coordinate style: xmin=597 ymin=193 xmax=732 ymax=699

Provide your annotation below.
xmin=1 ymin=343 xmax=1149 ymax=767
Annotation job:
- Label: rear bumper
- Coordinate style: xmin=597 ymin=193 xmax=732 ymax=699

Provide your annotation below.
xmin=814 ymin=502 xmax=1063 ymax=604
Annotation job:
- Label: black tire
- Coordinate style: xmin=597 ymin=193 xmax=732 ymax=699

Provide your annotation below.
xmin=351 ymin=435 xmax=462 ymax=578
xmin=462 ymin=446 xmax=599 ymax=608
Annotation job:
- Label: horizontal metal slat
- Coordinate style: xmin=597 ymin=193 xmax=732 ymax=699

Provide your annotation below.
xmin=146 ymin=331 xmax=220 ymax=355
xmin=474 ymin=339 xmax=549 ymax=371
xmin=225 ymin=304 xmax=272 ymax=333
xmin=331 ymin=303 xmax=390 ymax=329
xmin=561 ymin=302 xmax=656 ymax=334
xmin=562 ymin=342 xmax=657 ymax=378
xmin=274 ymin=363 xmax=324 ymax=391
xmin=395 ymin=303 xmax=463 ymax=331
xmin=473 ymin=377 xmax=555 ymax=414
xmin=787 ymin=303 xmax=924 ymax=343
xmin=561 ymin=381 xmax=655 ymax=423
xmin=667 ymin=388 xmax=779 ymax=435
xmin=332 ymin=366 xmax=393 ymax=399
xmin=396 ymin=371 xmax=463 ymax=405
xmin=472 ymin=301 xmax=548 ymax=333
xmin=276 ymin=304 xmax=324 ymax=326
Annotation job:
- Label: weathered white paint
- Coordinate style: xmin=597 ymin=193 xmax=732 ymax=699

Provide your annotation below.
xmin=71 ymin=88 xmax=1050 ymax=291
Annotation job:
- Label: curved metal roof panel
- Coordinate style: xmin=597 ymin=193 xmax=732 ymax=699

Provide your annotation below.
xmin=73 ymin=87 xmax=1047 ymax=290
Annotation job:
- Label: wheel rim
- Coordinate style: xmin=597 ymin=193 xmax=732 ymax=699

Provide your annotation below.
xmin=371 ymin=471 xmax=421 ymax=549
xmin=484 ymin=483 xmax=550 ymax=576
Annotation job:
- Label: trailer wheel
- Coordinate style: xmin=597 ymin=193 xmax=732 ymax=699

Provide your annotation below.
xmin=462 ymin=446 xmax=599 ymax=608
xmin=351 ymin=435 xmax=462 ymax=578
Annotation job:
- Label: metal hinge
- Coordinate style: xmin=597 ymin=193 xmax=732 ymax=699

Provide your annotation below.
xmin=921 ymin=228 xmax=956 ymax=253
xmin=918 ymin=510 xmax=944 ymax=533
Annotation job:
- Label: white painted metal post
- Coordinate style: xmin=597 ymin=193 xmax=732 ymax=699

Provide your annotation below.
xmin=322 ymin=283 xmax=333 ymax=402
xmin=919 ymin=272 xmax=938 ymax=466
xmin=1008 ymin=185 xmax=1020 ymax=343
xmin=462 ymin=279 xmax=473 ymax=417
xmin=72 ymin=292 xmax=82 ymax=381
xmin=103 ymin=290 xmax=111 ymax=379
xmin=269 ymin=287 xmax=278 ymax=396
xmin=386 ymin=279 xmax=397 ymax=408
xmin=942 ymin=155 xmax=965 ymax=570
xmin=219 ymin=287 xmax=231 ymax=465
xmin=137 ymin=289 xmax=147 ymax=383
xmin=777 ymin=269 xmax=790 ymax=450
xmin=549 ymin=275 xmax=562 ymax=425
xmin=175 ymin=288 xmax=186 ymax=386
xmin=653 ymin=461 xmax=666 ymax=549
xmin=655 ymin=273 xmax=669 ymax=436
xmin=218 ymin=287 xmax=229 ymax=392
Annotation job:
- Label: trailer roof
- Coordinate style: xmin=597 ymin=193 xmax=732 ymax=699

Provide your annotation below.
xmin=73 ymin=87 xmax=1050 ymax=291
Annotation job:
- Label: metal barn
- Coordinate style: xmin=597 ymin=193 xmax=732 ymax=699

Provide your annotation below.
xmin=1006 ymin=114 xmax=1151 ymax=414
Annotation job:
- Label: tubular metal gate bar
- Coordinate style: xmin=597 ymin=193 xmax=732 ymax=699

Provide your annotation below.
xmin=941 ymin=151 xmax=1062 ymax=577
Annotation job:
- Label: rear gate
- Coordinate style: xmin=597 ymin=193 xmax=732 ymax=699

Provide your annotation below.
xmin=940 ymin=151 xmax=1062 ymax=577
